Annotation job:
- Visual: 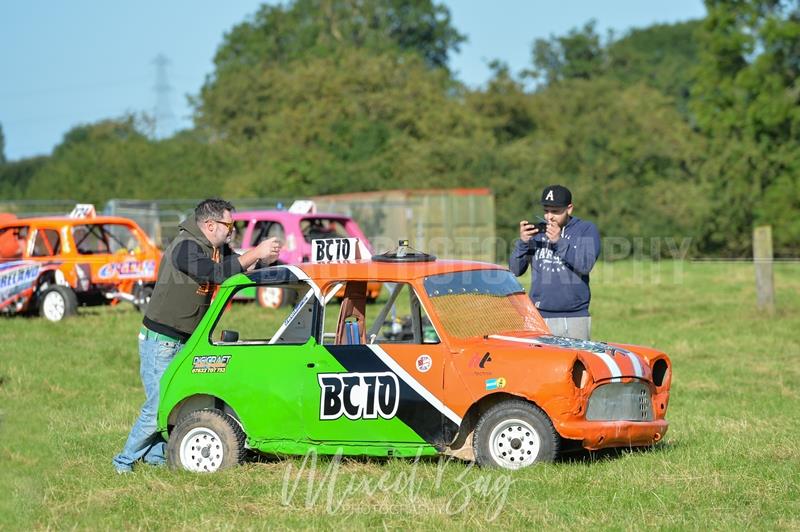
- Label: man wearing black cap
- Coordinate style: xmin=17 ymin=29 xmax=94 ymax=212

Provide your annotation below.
xmin=509 ymin=185 xmax=601 ymax=339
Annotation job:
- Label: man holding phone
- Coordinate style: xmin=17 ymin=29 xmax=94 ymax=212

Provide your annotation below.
xmin=509 ymin=185 xmax=600 ymax=340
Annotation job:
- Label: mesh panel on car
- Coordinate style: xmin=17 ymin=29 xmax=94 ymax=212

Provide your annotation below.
xmin=429 ymin=294 xmax=529 ymax=339
xmin=586 ymin=382 xmax=653 ymax=422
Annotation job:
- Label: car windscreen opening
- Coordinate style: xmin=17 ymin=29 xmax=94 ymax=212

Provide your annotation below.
xmin=423 ymin=270 xmax=547 ymax=339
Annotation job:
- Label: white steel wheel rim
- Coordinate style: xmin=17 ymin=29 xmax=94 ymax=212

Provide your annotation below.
xmin=42 ymin=291 xmax=66 ymax=321
xmin=258 ymin=287 xmax=283 ymax=308
xmin=489 ymin=418 xmax=540 ymax=469
xmin=179 ymin=427 xmax=224 ymax=472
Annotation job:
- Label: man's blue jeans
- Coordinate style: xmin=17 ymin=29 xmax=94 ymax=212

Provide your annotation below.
xmin=112 ymin=329 xmax=184 ymax=472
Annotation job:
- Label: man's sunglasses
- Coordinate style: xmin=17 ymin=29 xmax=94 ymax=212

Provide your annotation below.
xmin=213 ymin=220 xmax=235 ymax=232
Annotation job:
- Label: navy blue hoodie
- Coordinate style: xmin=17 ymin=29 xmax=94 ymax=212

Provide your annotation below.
xmin=509 ymin=216 xmax=600 ymax=318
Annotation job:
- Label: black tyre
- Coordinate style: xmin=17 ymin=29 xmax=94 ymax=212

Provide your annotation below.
xmin=167 ymin=409 xmax=246 ymax=472
xmin=473 ymin=399 xmax=559 ymax=469
xmin=38 ymin=285 xmax=78 ymax=322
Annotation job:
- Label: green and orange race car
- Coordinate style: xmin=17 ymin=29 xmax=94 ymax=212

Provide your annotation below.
xmin=159 ymin=243 xmax=671 ymax=471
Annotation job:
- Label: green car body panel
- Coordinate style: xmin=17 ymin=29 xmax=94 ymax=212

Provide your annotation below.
xmin=157 ymin=273 xmax=439 ymax=458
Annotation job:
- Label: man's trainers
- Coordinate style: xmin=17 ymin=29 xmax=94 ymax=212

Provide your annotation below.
xmin=115 ymin=465 xmax=133 ymax=475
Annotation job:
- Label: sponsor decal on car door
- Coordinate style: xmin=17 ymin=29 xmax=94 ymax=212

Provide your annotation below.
xmin=303 ymin=343 xmax=460 ymax=447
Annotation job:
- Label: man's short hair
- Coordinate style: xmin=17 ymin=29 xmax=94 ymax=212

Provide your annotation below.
xmin=195 ymin=199 xmax=235 ymax=223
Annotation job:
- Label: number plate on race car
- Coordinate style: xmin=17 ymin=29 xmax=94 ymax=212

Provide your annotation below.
xmin=312 ymin=238 xmax=359 ymax=262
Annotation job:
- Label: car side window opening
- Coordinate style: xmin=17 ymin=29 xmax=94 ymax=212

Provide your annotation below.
xmin=325 ymin=282 xmax=440 ymax=346
xmin=0 ymin=226 xmax=29 ymax=259
xmin=106 ymin=224 xmax=141 ymax=253
xmin=73 ymin=224 xmax=139 ymax=255
xmin=423 ymin=270 xmax=548 ymax=339
xmin=32 ymin=229 xmax=61 ymax=257
xmin=250 ymin=221 xmax=285 ymax=247
xmin=210 ymin=282 xmax=316 ymax=346
xmin=301 ymin=218 xmax=348 ymax=243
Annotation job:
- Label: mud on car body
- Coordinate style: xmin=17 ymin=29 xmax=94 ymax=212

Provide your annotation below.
xmin=0 ymin=206 xmax=160 ymax=321
xmin=158 ymin=246 xmax=671 ymax=472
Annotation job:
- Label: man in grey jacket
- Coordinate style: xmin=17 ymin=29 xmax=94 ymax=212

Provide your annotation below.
xmin=113 ymin=199 xmax=280 ymax=473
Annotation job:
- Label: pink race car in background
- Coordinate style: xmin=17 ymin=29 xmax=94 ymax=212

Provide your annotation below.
xmin=231 ymin=207 xmax=382 ymax=307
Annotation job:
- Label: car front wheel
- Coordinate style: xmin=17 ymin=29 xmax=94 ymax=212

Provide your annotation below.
xmin=473 ymin=399 xmax=559 ymax=469
xmin=167 ymin=409 xmax=245 ymax=472
xmin=38 ymin=286 xmax=78 ymax=322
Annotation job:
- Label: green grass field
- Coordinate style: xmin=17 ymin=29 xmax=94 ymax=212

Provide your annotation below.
xmin=2 ymin=260 xmax=799 ymax=529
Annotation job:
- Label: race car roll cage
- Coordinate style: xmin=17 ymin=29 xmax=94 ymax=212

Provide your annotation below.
xmin=72 ymin=223 xmax=133 ymax=255
xmin=211 ymin=266 xmax=436 ymax=347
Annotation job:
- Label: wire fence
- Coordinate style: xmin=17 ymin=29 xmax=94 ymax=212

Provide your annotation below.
xmin=2 ymin=190 xmax=497 ymax=261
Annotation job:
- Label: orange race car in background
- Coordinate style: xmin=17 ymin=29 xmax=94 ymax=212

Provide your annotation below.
xmin=0 ymin=205 xmax=160 ymax=321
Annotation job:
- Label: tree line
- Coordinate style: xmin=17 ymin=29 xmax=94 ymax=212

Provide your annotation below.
xmin=1 ymin=0 xmax=798 ymax=257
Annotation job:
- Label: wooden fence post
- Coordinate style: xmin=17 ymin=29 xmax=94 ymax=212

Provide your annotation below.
xmin=753 ymin=225 xmax=775 ymax=314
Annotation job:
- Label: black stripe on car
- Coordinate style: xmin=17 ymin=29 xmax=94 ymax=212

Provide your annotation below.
xmin=324 ymin=345 xmax=458 ymax=449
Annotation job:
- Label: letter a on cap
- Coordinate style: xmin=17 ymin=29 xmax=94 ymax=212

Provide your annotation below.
xmin=545 ymin=190 xmax=554 ymax=201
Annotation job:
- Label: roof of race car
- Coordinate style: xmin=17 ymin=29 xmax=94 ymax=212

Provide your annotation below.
xmin=0 ymin=215 xmax=144 ymax=228
xmin=241 ymin=259 xmax=507 ymax=285
xmin=232 ymin=210 xmax=353 ymax=221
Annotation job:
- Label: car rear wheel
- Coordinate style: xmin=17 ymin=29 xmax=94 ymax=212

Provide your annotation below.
xmin=167 ymin=409 xmax=245 ymax=472
xmin=38 ymin=286 xmax=78 ymax=322
xmin=473 ymin=399 xmax=558 ymax=469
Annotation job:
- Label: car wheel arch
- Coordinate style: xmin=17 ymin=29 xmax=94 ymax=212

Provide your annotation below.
xmin=167 ymin=394 xmax=245 ymax=435
xmin=35 ymin=270 xmax=56 ymax=291
xmin=448 ymin=392 xmax=550 ymax=457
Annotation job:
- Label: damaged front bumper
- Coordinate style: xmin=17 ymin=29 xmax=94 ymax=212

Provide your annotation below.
xmin=557 ymin=419 xmax=668 ymax=449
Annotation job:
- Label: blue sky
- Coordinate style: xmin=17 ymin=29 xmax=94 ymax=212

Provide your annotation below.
xmin=0 ymin=1 xmax=706 ymax=161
